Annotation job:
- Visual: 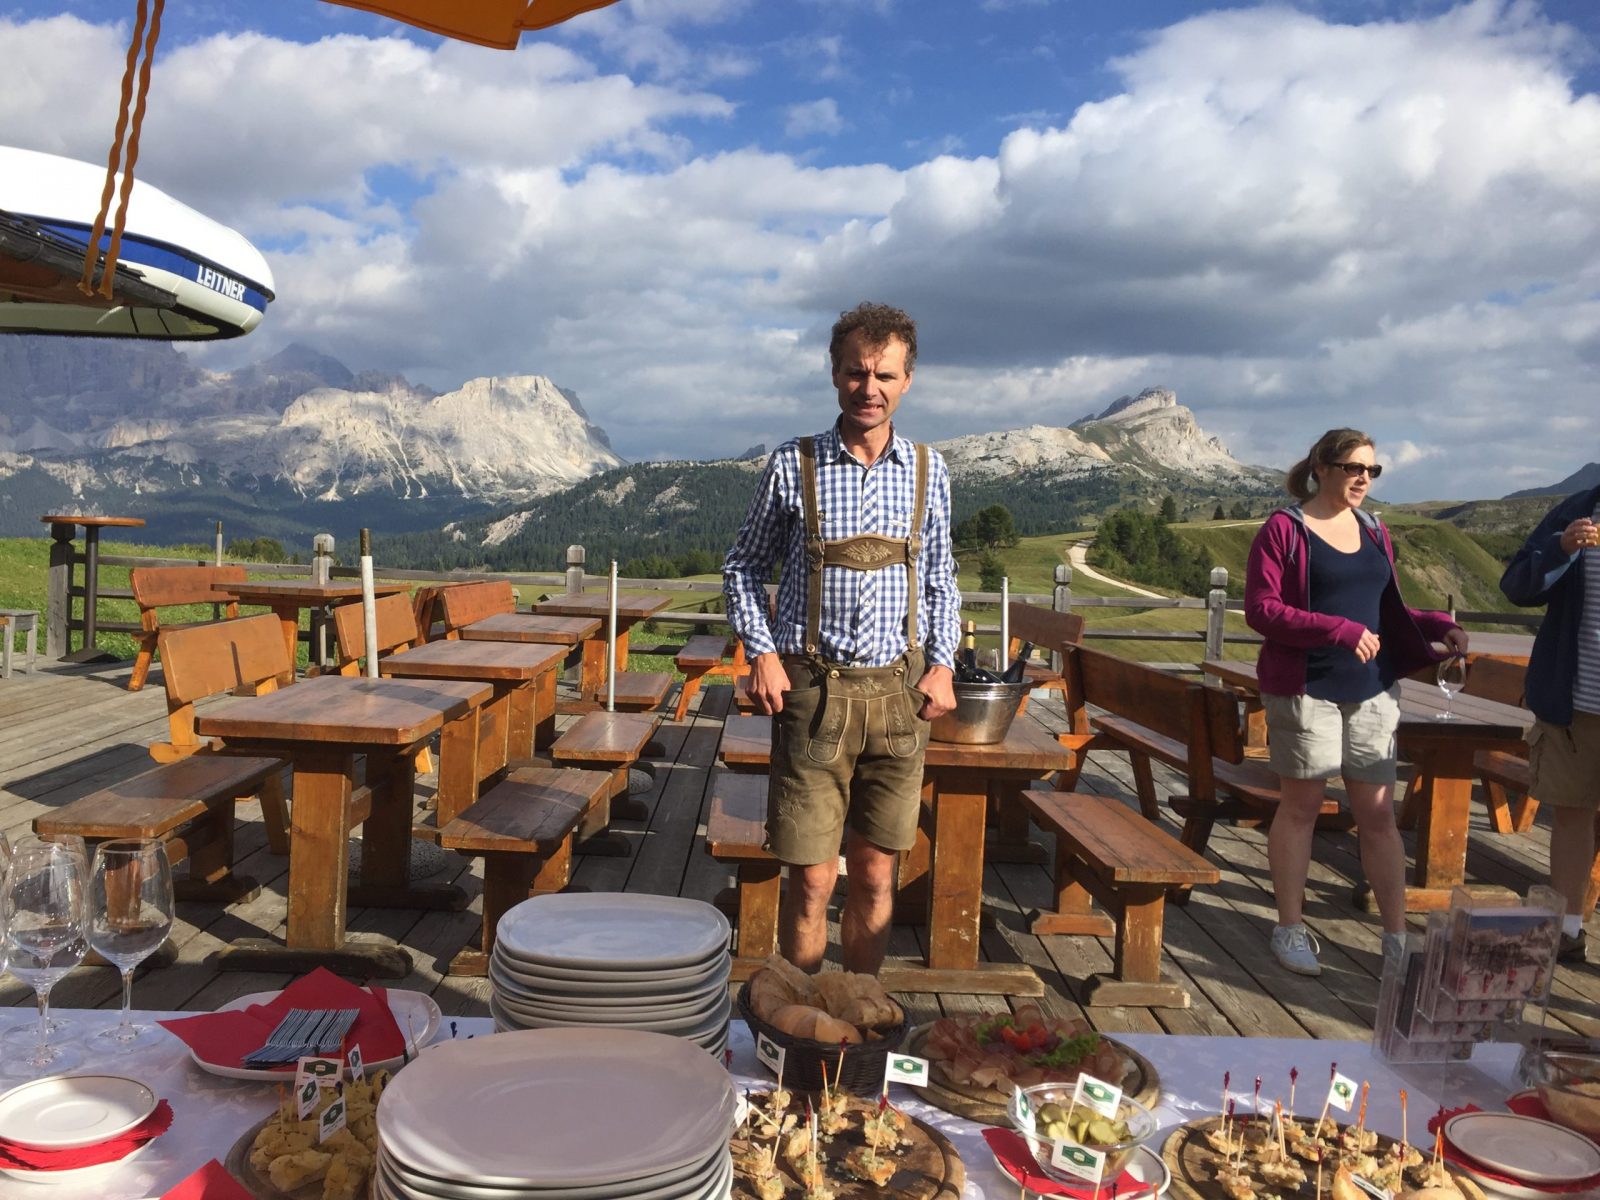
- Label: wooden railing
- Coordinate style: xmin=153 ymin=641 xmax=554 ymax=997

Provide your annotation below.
xmin=44 ymin=535 xmax=1537 ymax=665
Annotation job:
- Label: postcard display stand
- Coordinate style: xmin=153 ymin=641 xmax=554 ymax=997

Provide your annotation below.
xmin=1375 ymin=886 xmax=1561 ymax=1064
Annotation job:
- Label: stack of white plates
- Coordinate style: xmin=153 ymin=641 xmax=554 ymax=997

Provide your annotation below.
xmin=488 ymin=893 xmax=733 ymax=1059
xmin=373 ymin=1028 xmax=736 ymax=1200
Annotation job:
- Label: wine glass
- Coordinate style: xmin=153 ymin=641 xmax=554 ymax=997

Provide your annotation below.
xmin=88 ymin=838 xmax=174 ymax=1051
xmin=2 ymin=834 xmax=85 ymax=1043
xmin=1436 ymin=655 xmax=1467 ymax=720
xmin=1 ymin=838 xmax=89 ymax=1076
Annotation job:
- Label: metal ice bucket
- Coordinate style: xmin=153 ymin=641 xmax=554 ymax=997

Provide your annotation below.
xmin=929 ymin=680 xmax=1028 ymax=745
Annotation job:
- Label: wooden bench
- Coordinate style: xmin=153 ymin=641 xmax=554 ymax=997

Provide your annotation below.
xmin=1021 ymin=786 xmax=1219 ymax=1007
xmin=1005 ymin=602 xmax=1085 ymax=711
xmin=672 ymin=634 xmax=746 ymax=721
xmin=439 ymin=766 xmax=613 ymax=976
xmin=35 ymin=754 xmax=280 ymax=904
xmin=1057 ymin=644 xmax=1345 ymax=867
xmin=1 ymin=608 xmax=39 ymax=678
xmin=127 ymin=565 xmax=246 ymax=691
xmin=436 ymin=580 xmax=517 ymax=637
xmin=705 ymin=771 xmax=779 ymax=981
xmin=151 ymin=612 xmax=295 ymax=854
xmin=547 ymin=710 xmax=662 ymax=855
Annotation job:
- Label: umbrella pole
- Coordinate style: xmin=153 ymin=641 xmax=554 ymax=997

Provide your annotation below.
xmin=999 ymin=576 xmax=1009 ymax=669
xmin=606 ymin=560 xmax=619 ymax=713
xmin=360 ymin=528 xmax=379 ymax=678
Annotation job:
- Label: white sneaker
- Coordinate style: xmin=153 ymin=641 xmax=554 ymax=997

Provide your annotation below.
xmin=1270 ymin=924 xmax=1322 ymax=976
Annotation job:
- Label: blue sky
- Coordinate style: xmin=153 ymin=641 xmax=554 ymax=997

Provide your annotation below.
xmin=2 ymin=0 xmax=1598 ymax=500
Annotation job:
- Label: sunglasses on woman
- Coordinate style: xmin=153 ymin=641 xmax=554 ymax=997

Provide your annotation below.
xmin=1329 ymin=460 xmax=1382 ymax=479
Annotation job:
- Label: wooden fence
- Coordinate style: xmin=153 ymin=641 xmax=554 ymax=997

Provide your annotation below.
xmin=42 ymin=534 xmax=1535 ymax=668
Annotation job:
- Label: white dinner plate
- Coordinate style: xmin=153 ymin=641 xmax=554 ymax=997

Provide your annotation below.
xmin=492 ymin=987 xmax=728 ymax=1028
xmin=489 ymin=953 xmax=730 ymax=996
xmin=0 ymin=1074 xmax=157 ymax=1150
xmin=489 ymin=962 xmax=731 ymax=1008
xmin=1445 ymin=1111 xmax=1600 ymax=1185
xmin=189 ymin=988 xmax=442 ymax=1082
xmin=495 ymin=894 xmax=730 ymax=970
xmin=378 ymin=1028 xmax=736 ymax=1188
xmin=378 ymin=1143 xmax=727 ymax=1200
xmin=492 ymin=992 xmax=731 ymax=1038
xmin=1449 ymin=1155 xmax=1588 ymax=1200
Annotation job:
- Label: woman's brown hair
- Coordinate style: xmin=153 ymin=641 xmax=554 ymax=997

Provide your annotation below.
xmin=1285 ymin=428 xmax=1374 ymax=501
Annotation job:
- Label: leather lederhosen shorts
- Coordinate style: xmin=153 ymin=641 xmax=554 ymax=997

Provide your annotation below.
xmin=765 ymin=648 xmax=930 ymax=866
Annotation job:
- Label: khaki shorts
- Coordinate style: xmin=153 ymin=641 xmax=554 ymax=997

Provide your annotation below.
xmin=765 ymin=650 xmax=930 ymax=866
xmin=1528 ymin=713 xmax=1600 ymax=811
xmin=1262 ymin=686 xmax=1401 ymax=785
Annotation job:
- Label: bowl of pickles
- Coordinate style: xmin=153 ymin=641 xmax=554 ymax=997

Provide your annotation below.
xmin=1010 ymin=1083 xmax=1158 ymax=1184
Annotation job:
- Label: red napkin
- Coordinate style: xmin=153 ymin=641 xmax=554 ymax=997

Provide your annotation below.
xmin=1428 ymin=1104 xmax=1600 ymax=1194
xmin=0 ymin=1100 xmax=172 ymax=1171
xmin=983 ymin=1128 xmax=1155 ymax=1198
xmin=159 ymin=967 xmax=405 ymax=1073
xmin=161 ymin=1158 xmax=254 ymax=1200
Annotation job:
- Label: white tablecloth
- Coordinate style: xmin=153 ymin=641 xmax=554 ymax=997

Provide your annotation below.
xmin=11 ymin=1009 xmax=1527 ymax=1198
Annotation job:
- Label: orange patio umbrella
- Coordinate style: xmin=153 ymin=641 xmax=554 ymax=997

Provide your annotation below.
xmin=76 ymin=0 xmax=623 ymax=302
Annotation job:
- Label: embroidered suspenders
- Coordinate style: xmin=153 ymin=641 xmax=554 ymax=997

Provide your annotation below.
xmin=795 ymin=436 xmax=929 ymax=659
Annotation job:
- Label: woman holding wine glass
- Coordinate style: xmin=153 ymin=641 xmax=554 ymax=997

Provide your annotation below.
xmin=1245 ymin=428 xmax=1467 ymax=976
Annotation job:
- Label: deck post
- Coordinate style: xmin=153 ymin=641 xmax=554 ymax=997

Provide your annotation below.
xmin=566 ymin=544 xmax=586 ymax=596
xmin=1205 ymin=567 xmax=1229 ymax=660
xmin=46 ymin=521 xmax=75 ymax=659
xmin=1052 ymin=564 xmax=1072 ymax=674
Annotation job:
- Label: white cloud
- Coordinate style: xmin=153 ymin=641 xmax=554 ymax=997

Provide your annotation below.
xmin=783 ymin=97 xmax=843 ymax=139
xmin=4 ymin=2 xmax=1599 ymax=502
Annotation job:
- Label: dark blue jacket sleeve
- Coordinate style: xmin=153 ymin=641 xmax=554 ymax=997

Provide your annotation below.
xmin=1500 ymin=495 xmax=1582 ymax=607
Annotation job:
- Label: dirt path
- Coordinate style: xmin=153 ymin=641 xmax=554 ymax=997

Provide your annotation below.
xmin=1066 ymin=542 xmax=1164 ymax=598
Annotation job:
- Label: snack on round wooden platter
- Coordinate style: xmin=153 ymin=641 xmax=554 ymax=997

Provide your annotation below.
xmin=731 ymin=1087 xmax=963 ymax=1199
xmin=225 ymin=1071 xmax=390 ymax=1200
xmin=1161 ymin=1114 xmax=1489 ymax=1200
xmin=901 ymin=1005 xmax=1159 ymax=1122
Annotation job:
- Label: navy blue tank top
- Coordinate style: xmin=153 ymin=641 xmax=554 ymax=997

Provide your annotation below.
xmin=1303 ymin=524 xmax=1391 ymax=702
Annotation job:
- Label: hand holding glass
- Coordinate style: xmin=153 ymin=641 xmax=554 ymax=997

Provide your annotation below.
xmin=1436 ymin=655 xmax=1467 ymax=720
xmin=2 ymin=838 xmax=89 ymax=1075
xmin=89 ymin=838 xmax=174 ymax=1051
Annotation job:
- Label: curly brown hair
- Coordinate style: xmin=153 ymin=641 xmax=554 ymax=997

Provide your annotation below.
xmin=828 ymin=302 xmax=918 ymax=373
xmin=1286 ymin=428 xmax=1375 ymax=501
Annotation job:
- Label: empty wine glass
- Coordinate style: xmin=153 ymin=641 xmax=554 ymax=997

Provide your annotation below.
xmin=1436 ymin=654 xmax=1468 ymax=720
xmin=2 ymin=834 xmax=85 ymax=1043
xmin=89 ymin=839 xmax=174 ymax=1051
xmin=1 ymin=837 xmax=89 ymax=1076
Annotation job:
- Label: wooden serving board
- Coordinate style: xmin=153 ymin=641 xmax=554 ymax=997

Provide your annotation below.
xmin=732 ymin=1092 xmax=964 ymax=1200
xmin=900 ymin=1023 xmax=1161 ymax=1124
xmin=1161 ymin=1115 xmax=1460 ymax=1200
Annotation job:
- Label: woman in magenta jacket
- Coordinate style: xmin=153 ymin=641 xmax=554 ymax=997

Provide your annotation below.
xmin=1244 ymin=428 xmax=1465 ymax=975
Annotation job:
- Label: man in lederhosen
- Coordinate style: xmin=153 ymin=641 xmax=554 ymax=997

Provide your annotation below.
xmin=723 ymin=302 xmax=960 ymax=975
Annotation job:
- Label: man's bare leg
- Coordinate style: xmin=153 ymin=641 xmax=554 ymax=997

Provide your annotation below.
xmin=840 ymin=832 xmax=898 ymax=975
xmin=780 ymin=858 xmax=839 ymax=972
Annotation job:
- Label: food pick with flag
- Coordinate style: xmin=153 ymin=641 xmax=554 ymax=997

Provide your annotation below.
xmin=884 ymin=1052 xmax=929 ymax=1088
xmin=1328 ymin=1070 xmax=1358 ymax=1113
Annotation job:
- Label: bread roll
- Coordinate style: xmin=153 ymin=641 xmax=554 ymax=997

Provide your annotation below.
xmin=769 ymin=1003 xmax=864 ymax=1045
xmin=749 ymin=955 xmax=818 ymax=1021
xmin=812 ymin=969 xmax=903 ymax=1029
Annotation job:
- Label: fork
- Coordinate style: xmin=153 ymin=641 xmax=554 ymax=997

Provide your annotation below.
xmin=243 ymin=1007 xmax=360 ymax=1065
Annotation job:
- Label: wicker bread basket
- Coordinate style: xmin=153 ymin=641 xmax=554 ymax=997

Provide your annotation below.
xmin=737 ymin=981 xmax=906 ymax=1095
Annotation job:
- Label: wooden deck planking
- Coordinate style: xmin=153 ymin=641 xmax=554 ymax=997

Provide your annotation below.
xmin=0 ymin=657 xmax=1593 ymax=1044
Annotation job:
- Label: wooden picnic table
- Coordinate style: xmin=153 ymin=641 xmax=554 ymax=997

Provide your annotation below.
xmin=457 ymin=612 xmax=600 ymax=646
xmin=220 ymin=579 xmax=408 ymax=674
xmin=532 ymin=592 xmax=671 ymax=700
xmin=41 ymin=513 xmax=145 ymax=662
xmin=377 ymin=639 xmax=566 ymax=818
xmin=1463 ymin=630 xmax=1534 ymax=666
xmin=718 ymin=714 xmax=1073 ymax=995
xmin=1202 ymin=658 xmax=1531 ymax=910
xmin=196 ymin=674 xmax=491 ymax=976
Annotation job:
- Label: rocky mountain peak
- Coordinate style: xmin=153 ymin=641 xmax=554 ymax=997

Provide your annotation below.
xmin=1076 ymin=386 xmax=1178 ymax=427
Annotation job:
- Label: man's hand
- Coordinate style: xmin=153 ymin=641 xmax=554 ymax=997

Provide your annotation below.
xmin=1353 ymin=629 xmax=1381 ymax=663
xmin=916 ymin=664 xmax=956 ymax=720
xmin=747 ymin=652 xmax=790 ymax=716
xmin=1561 ymin=517 xmax=1599 ymax=555
xmin=1442 ymin=627 xmax=1470 ymax=656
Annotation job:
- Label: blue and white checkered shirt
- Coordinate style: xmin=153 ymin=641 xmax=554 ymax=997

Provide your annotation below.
xmin=723 ymin=423 xmax=960 ymax=670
